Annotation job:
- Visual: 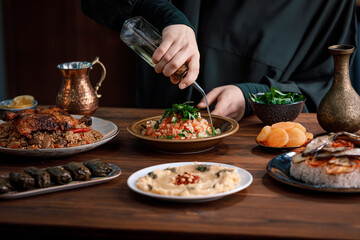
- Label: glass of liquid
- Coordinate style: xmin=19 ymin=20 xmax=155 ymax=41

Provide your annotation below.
xmin=120 ymin=16 xmax=188 ymax=80
xmin=120 ymin=16 xmax=213 ymax=128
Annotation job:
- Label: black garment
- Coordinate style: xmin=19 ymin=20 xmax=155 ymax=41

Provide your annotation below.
xmin=82 ymin=0 xmax=357 ymax=116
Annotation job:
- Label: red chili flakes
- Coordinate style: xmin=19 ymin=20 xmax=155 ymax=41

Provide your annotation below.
xmin=173 ymin=172 xmax=200 ymax=185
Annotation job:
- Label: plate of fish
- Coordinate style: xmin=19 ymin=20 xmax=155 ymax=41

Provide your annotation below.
xmin=0 ymin=159 xmax=121 ymax=199
xmin=0 ymin=107 xmax=119 ymax=157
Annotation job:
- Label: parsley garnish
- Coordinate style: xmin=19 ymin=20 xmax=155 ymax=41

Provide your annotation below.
xmin=249 ymin=87 xmax=304 ymax=105
xmin=166 ymin=135 xmax=175 ymax=139
xmin=196 ymin=164 xmax=210 ymax=172
xmin=154 ymin=120 xmax=160 ymax=129
xmin=160 ymin=102 xmax=200 ymax=123
xmin=206 ymin=127 xmax=217 ymax=136
xmin=148 ymin=172 xmax=157 ymax=179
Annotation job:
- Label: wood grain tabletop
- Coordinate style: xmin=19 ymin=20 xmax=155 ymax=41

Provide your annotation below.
xmin=0 ymin=107 xmax=359 ymax=240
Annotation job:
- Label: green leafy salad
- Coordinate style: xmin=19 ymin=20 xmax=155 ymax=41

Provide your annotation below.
xmin=249 ymin=87 xmax=304 ymax=105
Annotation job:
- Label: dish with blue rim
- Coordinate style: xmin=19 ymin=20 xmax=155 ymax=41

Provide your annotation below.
xmin=266 ymin=152 xmax=360 ymax=193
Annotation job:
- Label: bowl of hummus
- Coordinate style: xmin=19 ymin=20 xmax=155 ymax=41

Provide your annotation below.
xmin=127 ymin=162 xmax=253 ymax=202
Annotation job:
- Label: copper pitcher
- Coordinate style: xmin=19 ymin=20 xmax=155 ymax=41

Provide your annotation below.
xmin=56 ymin=57 xmax=106 ymax=115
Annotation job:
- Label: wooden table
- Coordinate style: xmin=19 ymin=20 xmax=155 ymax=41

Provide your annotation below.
xmin=0 ymin=107 xmax=359 ymax=239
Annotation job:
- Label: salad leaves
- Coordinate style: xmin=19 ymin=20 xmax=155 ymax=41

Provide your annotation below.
xmin=249 ymin=87 xmax=304 ymax=105
xmin=160 ymin=102 xmax=200 ymax=122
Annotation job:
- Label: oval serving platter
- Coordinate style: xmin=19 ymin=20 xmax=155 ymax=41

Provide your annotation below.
xmin=0 ymin=164 xmax=121 ymax=199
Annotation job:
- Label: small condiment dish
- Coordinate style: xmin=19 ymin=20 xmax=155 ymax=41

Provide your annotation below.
xmin=0 ymin=99 xmax=38 ymax=116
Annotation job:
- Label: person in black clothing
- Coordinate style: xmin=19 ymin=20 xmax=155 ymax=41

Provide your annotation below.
xmin=81 ymin=0 xmax=356 ymax=121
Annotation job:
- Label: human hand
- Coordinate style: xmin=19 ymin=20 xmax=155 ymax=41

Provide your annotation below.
xmin=152 ymin=24 xmax=200 ymax=89
xmin=197 ymin=85 xmax=246 ymax=121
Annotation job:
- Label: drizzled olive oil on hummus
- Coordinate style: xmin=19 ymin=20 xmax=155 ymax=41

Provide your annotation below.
xmin=136 ymin=163 xmax=240 ymax=196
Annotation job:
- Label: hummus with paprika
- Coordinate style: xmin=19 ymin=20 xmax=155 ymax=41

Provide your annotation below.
xmin=136 ymin=163 xmax=240 ymax=196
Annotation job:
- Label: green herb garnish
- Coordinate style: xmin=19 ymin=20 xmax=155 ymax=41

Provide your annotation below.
xmin=206 ymin=127 xmax=218 ymax=137
xmin=196 ymin=164 xmax=210 ymax=172
xmin=148 ymin=172 xmax=157 ymax=179
xmin=166 ymin=167 xmax=176 ymax=173
xmin=166 ymin=135 xmax=175 ymax=139
xmin=215 ymin=169 xmax=231 ymax=177
xmin=153 ymin=120 xmax=160 ymax=129
xmin=160 ymin=102 xmax=200 ymax=123
xmin=184 ymin=129 xmax=192 ymax=134
xmin=249 ymin=87 xmax=304 ymax=105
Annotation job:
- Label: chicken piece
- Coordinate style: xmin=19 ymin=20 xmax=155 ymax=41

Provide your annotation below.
xmin=15 ymin=113 xmax=72 ymax=137
xmin=1 ymin=111 xmax=18 ymax=121
xmin=2 ymin=107 xmax=92 ymax=138
xmin=5 ymin=107 xmax=89 ymax=137
xmin=2 ymin=109 xmax=35 ymax=121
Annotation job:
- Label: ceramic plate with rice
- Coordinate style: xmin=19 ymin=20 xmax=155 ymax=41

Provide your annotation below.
xmin=267 ymin=132 xmax=360 ymax=192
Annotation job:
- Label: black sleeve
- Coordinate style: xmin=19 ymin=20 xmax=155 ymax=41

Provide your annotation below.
xmin=81 ymin=0 xmax=194 ymax=32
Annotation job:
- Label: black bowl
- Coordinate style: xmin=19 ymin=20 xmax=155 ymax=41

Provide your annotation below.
xmin=249 ymin=93 xmax=305 ymax=125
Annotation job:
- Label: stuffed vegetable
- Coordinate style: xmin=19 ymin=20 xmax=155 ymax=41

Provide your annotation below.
xmin=83 ymin=159 xmax=113 ymax=177
xmin=9 ymin=171 xmax=35 ymax=190
xmin=0 ymin=177 xmax=12 ymax=193
xmin=63 ymin=162 xmax=91 ymax=181
xmin=24 ymin=167 xmax=51 ymax=188
xmin=46 ymin=166 xmax=72 ymax=185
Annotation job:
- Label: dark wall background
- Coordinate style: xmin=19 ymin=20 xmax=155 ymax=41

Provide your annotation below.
xmin=2 ymin=0 xmax=137 ymax=107
xmin=2 ymin=1 xmax=360 ymax=108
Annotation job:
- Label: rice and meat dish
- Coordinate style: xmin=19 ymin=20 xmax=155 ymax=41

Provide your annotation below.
xmin=0 ymin=107 xmax=102 ymax=149
xmin=290 ymin=132 xmax=360 ymax=188
xmin=141 ymin=103 xmax=220 ymax=139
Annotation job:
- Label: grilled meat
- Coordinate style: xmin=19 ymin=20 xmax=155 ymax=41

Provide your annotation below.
xmin=1 ymin=107 xmax=92 ymax=138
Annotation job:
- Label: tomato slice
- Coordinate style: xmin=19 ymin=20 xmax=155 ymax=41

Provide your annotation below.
xmin=69 ymin=128 xmax=91 ymax=133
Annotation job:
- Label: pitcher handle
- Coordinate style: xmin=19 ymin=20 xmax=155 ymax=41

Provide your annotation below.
xmin=91 ymin=56 xmax=106 ymax=98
